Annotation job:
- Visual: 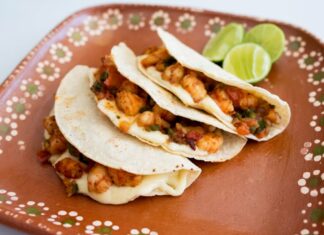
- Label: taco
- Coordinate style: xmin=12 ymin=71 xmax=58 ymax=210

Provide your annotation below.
xmin=89 ymin=43 xmax=246 ymax=162
xmin=137 ymin=29 xmax=291 ymax=141
xmin=38 ymin=65 xmax=201 ymax=205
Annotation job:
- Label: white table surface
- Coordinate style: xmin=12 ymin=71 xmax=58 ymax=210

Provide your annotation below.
xmin=0 ymin=0 xmax=323 ymax=234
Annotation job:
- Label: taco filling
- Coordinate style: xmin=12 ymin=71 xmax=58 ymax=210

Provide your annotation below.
xmin=38 ymin=115 xmax=142 ymax=196
xmin=140 ymin=47 xmax=281 ymax=139
xmin=91 ymin=55 xmax=224 ymax=154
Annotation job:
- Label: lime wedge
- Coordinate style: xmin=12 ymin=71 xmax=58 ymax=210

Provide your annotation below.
xmin=244 ymin=23 xmax=285 ymax=62
xmin=202 ymin=23 xmax=244 ymax=62
xmin=223 ymin=43 xmax=272 ymax=83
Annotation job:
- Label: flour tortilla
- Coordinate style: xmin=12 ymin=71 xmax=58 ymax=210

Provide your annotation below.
xmin=138 ymin=29 xmax=291 ymax=141
xmin=54 ymin=65 xmax=201 ymax=204
xmin=94 ymin=42 xmax=246 ymax=162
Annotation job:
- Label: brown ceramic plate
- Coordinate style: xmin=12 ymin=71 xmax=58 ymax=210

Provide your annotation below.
xmin=0 ymin=4 xmax=323 ymax=235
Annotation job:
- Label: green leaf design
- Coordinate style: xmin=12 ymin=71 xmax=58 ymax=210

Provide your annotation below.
xmin=211 ymin=23 xmax=221 ymax=33
xmin=310 ymin=208 xmax=324 ymax=223
xmin=313 ymin=145 xmax=324 ymax=155
xmin=154 ymin=17 xmax=164 ymax=26
xmin=26 ymin=207 xmax=41 ymax=216
xmin=0 ymin=195 xmax=6 ymax=201
xmin=313 ymin=71 xmax=324 ymax=81
xmin=305 ymin=57 xmax=315 ymax=65
xmin=95 ymin=226 xmax=112 ymax=234
xmin=62 ymin=217 xmax=76 ymax=225
xmin=307 ymin=176 xmax=320 ymax=188
xmin=27 ymin=84 xmax=38 ymax=94
xmin=0 ymin=124 xmax=10 ymax=136
xmin=288 ymin=41 xmax=301 ymax=51
xmin=180 ymin=19 xmax=191 ymax=29
xmin=13 ymin=102 xmax=25 ymax=114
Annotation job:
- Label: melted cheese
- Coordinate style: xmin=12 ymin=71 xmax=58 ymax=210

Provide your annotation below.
xmin=51 ymin=151 xmax=192 ymax=205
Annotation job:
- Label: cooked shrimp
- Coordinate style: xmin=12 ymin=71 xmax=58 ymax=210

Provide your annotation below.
xmin=107 ymin=167 xmax=143 ymax=187
xmin=87 ymin=164 xmax=111 ymax=193
xmin=154 ymin=114 xmax=170 ymax=129
xmin=137 ymin=111 xmax=155 ymax=127
xmin=46 ymin=133 xmax=68 ymax=155
xmin=210 ymin=87 xmax=234 ymax=115
xmin=239 ymin=93 xmax=259 ymax=109
xmin=153 ymin=105 xmax=176 ymax=122
xmin=196 ymin=132 xmax=223 ymax=153
xmin=119 ymin=80 xmax=140 ymax=94
xmin=116 ymin=90 xmax=146 ymax=116
xmin=43 ymin=116 xmax=58 ymax=135
xmin=141 ymin=47 xmax=169 ymax=67
xmin=266 ymin=109 xmax=279 ymax=123
xmin=55 ymin=158 xmax=84 ymax=179
xmin=162 ymin=63 xmax=185 ymax=84
xmin=234 ymin=121 xmax=250 ymax=136
xmin=181 ymin=74 xmax=207 ymax=102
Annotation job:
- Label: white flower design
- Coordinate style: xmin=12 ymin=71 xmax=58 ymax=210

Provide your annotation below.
xmin=102 ymin=9 xmax=123 ymax=30
xmin=300 ymin=139 xmax=324 ymax=162
xmin=36 ymin=60 xmax=60 ymax=81
xmin=48 ymin=210 xmax=83 ymax=228
xmin=298 ymin=51 xmax=323 ymax=70
xmin=149 ymin=10 xmax=171 ymax=31
xmin=175 ymin=13 xmax=196 ymax=33
xmin=0 ymin=189 xmax=18 ymax=205
xmin=308 ymin=87 xmax=324 ymax=107
xmin=309 ymin=112 xmax=324 ymax=132
xmin=18 ymin=140 xmax=26 ymax=151
xmin=6 ymin=96 xmax=31 ymax=120
xmin=85 ymin=220 xmax=119 ymax=234
xmin=299 ymin=201 xmax=323 ymax=235
xmin=15 ymin=201 xmax=49 ymax=216
xmin=84 ymin=16 xmax=105 ymax=36
xmin=20 ymin=79 xmax=45 ymax=100
xmin=308 ymin=67 xmax=324 ymax=86
xmin=130 ymin=228 xmax=158 ymax=235
xmin=128 ymin=13 xmax=145 ymax=30
xmin=285 ymin=36 xmax=306 ymax=57
xmin=298 ymin=170 xmax=324 ymax=197
xmin=204 ymin=17 xmax=225 ymax=37
xmin=49 ymin=43 xmax=72 ymax=64
xmin=67 ymin=27 xmax=88 ymax=47
xmin=0 ymin=117 xmax=17 ymax=142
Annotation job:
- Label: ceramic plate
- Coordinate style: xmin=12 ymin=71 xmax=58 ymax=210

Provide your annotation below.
xmin=0 ymin=4 xmax=323 ymax=235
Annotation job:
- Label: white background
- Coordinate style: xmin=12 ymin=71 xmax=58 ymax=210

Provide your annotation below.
xmin=0 ymin=0 xmax=323 ymax=234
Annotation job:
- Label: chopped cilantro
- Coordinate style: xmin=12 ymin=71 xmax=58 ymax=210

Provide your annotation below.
xmin=148 ymin=125 xmax=160 ymax=131
xmin=255 ymin=119 xmax=267 ymax=133
xmin=91 ymin=81 xmax=103 ymax=92
xmin=100 ymin=71 xmax=109 ymax=82
xmin=167 ymin=128 xmax=174 ymax=136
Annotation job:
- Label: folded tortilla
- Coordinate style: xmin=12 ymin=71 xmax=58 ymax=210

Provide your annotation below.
xmin=52 ymin=65 xmax=201 ymax=205
xmin=91 ymin=43 xmax=246 ymax=162
xmin=137 ymin=29 xmax=291 ymax=141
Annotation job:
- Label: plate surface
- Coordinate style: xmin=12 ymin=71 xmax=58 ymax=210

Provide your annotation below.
xmin=0 ymin=4 xmax=323 ymax=235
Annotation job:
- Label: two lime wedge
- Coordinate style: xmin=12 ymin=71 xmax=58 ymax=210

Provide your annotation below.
xmin=203 ymin=23 xmax=285 ymax=83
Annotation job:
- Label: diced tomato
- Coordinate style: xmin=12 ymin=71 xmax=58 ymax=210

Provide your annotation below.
xmin=234 ymin=122 xmax=250 ymax=135
xmin=103 ymin=66 xmax=126 ymax=88
xmin=225 ymin=86 xmax=244 ymax=107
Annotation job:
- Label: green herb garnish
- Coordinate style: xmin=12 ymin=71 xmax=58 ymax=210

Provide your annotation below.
xmin=167 ymin=128 xmax=174 ymax=136
xmin=100 ymin=71 xmax=109 ymax=82
xmin=148 ymin=125 xmax=160 ymax=131
xmin=91 ymin=81 xmax=103 ymax=92
xmin=256 ymin=119 xmax=267 ymax=133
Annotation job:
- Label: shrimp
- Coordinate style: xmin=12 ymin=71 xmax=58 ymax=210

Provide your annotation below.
xmin=265 ymin=109 xmax=279 ymax=124
xmin=87 ymin=164 xmax=112 ymax=193
xmin=116 ymin=90 xmax=146 ymax=116
xmin=137 ymin=111 xmax=155 ymax=127
xmin=43 ymin=116 xmax=58 ymax=135
xmin=210 ymin=87 xmax=234 ymax=115
xmin=152 ymin=105 xmax=176 ymax=122
xmin=119 ymin=80 xmax=140 ymax=94
xmin=55 ymin=158 xmax=84 ymax=179
xmin=239 ymin=93 xmax=259 ymax=109
xmin=141 ymin=47 xmax=170 ymax=67
xmin=196 ymin=132 xmax=223 ymax=153
xmin=107 ymin=168 xmax=143 ymax=187
xmin=46 ymin=134 xmax=68 ymax=155
xmin=181 ymin=74 xmax=207 ymax=102
xmin=162 ymin=63 xmax=185 ymax=84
